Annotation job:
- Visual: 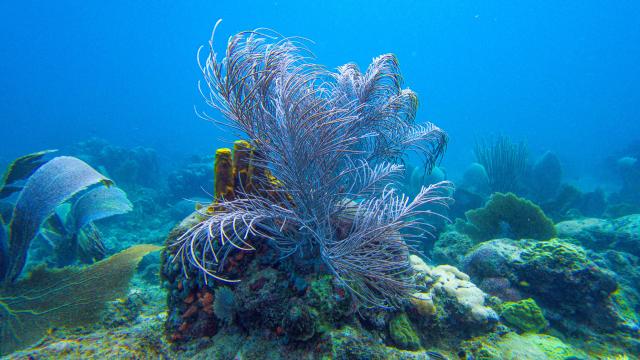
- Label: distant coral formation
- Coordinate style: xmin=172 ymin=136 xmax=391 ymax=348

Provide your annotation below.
xmin=72 ymin=138 xmax=159 ymax=189
xmin=527 ymin=151 xmax=563 ymax=202
xmin=474 ymin=135 xmax=528 ymax=193
xmin=455 ymin=192 xmax=556 ymax=241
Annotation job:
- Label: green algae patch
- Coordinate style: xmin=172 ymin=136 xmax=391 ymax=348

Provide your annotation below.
xmin=305 ymin=274 xmax=352 ymax=324
xmin=329 ymin=326 xmax=386 ymax=360
xmin=501 ymin=333 xmax=584 ymax=359
xmin=0 ymin=244 xmax=161 ymax=355
xmin=388 ymin=313 xmax=421 ymax=351
xmin=520 ymin=239 xmax=588 ymax=271
xmin=610 ymin=287 xmax=640 ymax=329
xmin=465 ymin=332 xmax=586 ymax=360
xmin=499 ymin=298 xmax=547 ymax=333
xmin=457 ymin=192 xmax=556 ymax=241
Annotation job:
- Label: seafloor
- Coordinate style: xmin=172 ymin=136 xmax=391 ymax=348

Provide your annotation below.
xmin=1 ymin=137 xmax=638 ymax=360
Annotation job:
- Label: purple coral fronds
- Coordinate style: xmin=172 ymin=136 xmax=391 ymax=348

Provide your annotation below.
xmin=172 ymin=21 xmax=452 ymax=307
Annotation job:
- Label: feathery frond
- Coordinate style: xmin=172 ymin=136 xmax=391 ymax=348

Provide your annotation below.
xmin=172 ymin=22 xmax=452 ymax=307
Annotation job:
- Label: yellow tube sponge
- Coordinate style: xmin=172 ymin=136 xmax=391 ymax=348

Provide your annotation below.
xmin=214 ymin=148 xmax=234 ymax=200
xmin=232 ymin=140 xmax=254 ymax=194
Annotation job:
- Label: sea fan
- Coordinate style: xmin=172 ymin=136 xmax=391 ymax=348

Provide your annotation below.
xmin=173 ymin=22 xmax=452 ymax=308
xmin=70 ymin=186 xmax=133 ymax=231
xmin=0 ymin=244 xmax=160 ymax=355
xmin=0 ymin=149 xmax=57 ymax=200
xmin=1 ymin=155 xmax=133 ymax=284
xmin=4 ymin=156 xmax=113 ymax=284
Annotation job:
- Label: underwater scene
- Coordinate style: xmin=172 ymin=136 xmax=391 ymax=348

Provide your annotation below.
xmin=1 ymin=1 xmax=639 ymax=359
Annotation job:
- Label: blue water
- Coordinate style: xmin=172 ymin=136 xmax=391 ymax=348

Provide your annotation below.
xmin=1 ymin=0 xmax=639 ymax=179
xmin=3 ymin=2 xmax=640 ymax=358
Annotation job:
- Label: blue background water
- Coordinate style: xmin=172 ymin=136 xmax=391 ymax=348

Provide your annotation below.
xmin=1 ymin=0 xmax=639 ymax=184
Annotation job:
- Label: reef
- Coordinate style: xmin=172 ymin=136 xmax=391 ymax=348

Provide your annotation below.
xmin=71 ymin=137 xmax=160 ymax=189
xmin=154 ymin=24 xmax=639 ymax=360
xmin=155 ymin=22 xmax=508 ymax=360
xmin=556 ymin=214 xmax=640 ymax=256
xmin=460 ymin=332 xmax=588 ymax=360
xmin=461 ymin=237 xmax=639 ymax=355
xmin=69 ymin=138 xmax=185 ymax=250
xmin=166 ymin=154 xmax=214 ymax=201
xmin=431 ymin=229 xmax=475 ymax=266
xmin=4 ymin=22 xmax=640 ymax=360
xmin=541 ymin=184 xmax=607 ymax=221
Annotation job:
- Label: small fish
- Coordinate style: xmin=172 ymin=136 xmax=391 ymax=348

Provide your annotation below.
xmin=426 ymin=351 xmax=450 ymax=360
xmin=617 ymin=156 xmax=638 ymax=168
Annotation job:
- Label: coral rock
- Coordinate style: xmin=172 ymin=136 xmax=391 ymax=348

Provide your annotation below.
xmin=281 ymin=301 xmax=318 ymax=342
xmin=430 ymin=265 xmax=498 ymax=324
xmin=499 ymin=298 xmax=547 ymax=333
xmin=410 ymin=292 xmax=436 ymax=317
xmin=432 ymin=230 xmax=475 ymax=266
xmin=388 ymin=313 xmax=421 ymax=350
xmin=409 ymin=254 xmax=430 ymax=274
xmin=410 ymin=257 xmax=498 ymax=328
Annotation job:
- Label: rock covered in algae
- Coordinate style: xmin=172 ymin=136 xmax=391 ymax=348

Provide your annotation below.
xmin=281 ymin=300 xmax=319 ymax=342
xmin=499 ymin=298 xmax=547 ymax=333
xmin=410 ymin=292 xmax=436 ymax=316
xmin=461 ymin=332 xmax=587 ymax=360
xmin=517 ymin=239 xmax=618 ymax=314
xmin=304 ymin=274 xmax=353 ymax=324
xmin=462 ymin=238 xmax=629 ymax=333
xmin=388 ymin=313 xmax=421 ymax=350
xmin=4 ymin=313 xmax=171 ymax=360
xmin=555 ymin=217 xmax=614 ymax=249
xmin=556 ymin=214 xmax=640 ymax=256
xmin=431 ymin=229 xmax=475 ymax=266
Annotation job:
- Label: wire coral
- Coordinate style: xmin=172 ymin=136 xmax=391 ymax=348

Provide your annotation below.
xmin=474 ymin=135 xmax=528 ymax=193
xmin=171 ymin=22 xmax=452 ymax=308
